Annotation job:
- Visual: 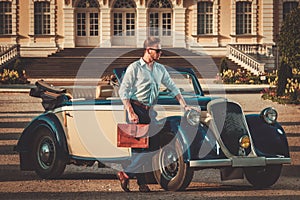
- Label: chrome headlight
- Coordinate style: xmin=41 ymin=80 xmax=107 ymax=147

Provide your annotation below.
xmin=186 ymin=108 xmax=201 ymax=126
xmin=261 ymin=107 xmax=278 ymax=124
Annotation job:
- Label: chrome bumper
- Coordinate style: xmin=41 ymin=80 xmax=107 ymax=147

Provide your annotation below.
xmin=189 ymin=157 xmax=291 ymax=168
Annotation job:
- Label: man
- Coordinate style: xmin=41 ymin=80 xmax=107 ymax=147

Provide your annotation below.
xmin=117 ymin=37 xmax=194 ymax=192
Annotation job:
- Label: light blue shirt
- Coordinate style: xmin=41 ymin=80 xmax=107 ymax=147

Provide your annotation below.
xmin=119 ymin=58 xmax=180 ymax=106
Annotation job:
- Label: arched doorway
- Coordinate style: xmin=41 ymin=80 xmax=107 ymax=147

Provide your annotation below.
xmin=111 ymin=0 xmax=136 ymax=46
xmin=75 ymin=0 xmax=100 ymax=47
xmin=148 ymin=0 xmax=173 ymax=47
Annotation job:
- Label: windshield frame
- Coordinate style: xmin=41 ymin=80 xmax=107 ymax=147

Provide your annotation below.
xmin=165 ymin=71 xmax=203 ymax=96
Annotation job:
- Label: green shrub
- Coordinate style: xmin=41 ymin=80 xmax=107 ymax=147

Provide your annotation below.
xmin=0 ymin=59 xmax=29 ymax=84
xmin=219 ymin=57 xmax=229 ymax=73
xmin=261 ymin=68 xmax=300 ymax=104
xmin=218 ymin=69 xmax=275 ymax=84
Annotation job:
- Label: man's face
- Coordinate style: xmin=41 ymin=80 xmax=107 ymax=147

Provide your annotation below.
xmin=148 ymin=44 xmax=162 ymax=60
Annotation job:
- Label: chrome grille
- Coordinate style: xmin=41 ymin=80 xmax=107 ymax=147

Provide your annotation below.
xmin=209 ymin=100 xmax=250 ymax=156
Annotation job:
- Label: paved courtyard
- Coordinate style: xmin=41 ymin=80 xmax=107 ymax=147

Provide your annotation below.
xmin=0 ymin=91 xmax=299 ymax=199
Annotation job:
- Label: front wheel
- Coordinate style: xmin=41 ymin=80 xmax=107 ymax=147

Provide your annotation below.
xmin=152 ymin=136 xmax=194 ymax=191
xmin=244 ymin=165 xmax=282 ymax=188
xmin=32 ymin=127 xmax=67 ymax=179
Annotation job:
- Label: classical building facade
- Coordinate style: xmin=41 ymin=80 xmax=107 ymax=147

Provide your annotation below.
xmin=0 ymin=0 xmax=299 ymax=57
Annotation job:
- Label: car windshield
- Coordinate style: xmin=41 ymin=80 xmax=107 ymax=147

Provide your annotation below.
xmin=159 ymin=72 xmax=197 ymax=96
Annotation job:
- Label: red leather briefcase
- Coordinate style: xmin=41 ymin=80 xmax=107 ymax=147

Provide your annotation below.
xmin=117 ymin=124 xmax=149 ymax=148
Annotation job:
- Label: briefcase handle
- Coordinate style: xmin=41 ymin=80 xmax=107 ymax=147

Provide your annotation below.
xmin=117 ymin=123 xmax=149 ymax=138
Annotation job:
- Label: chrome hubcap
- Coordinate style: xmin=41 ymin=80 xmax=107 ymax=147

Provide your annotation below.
xmin=161 ymin=148 xmax=179 ymax=179
xmin=38 ymin=137 xmax=55 ymax=169
xmin=40 ymin=143 xmax=51 ymax=163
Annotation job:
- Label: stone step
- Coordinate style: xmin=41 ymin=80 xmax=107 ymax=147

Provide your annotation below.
xmin=22 ymin=48 xmax=222 ymax=79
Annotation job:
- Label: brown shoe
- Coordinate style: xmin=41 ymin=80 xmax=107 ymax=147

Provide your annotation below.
xmin=139 ymin=184 xmax=150 ymax=192
xmin=117 ymin=171 xmax=130 ymax=192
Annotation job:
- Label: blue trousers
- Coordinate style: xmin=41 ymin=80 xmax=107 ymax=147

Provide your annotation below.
xmin=123 ymin=101 xmax=152 ymax=185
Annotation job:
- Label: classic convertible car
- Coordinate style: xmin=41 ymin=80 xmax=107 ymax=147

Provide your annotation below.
xmin=15 ymin=67 xmax=291 ymax=191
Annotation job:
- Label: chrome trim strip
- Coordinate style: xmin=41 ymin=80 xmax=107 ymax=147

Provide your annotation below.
xmin=266 ymin=157 xmax=291 ymax=165
xmin=54 ymin=105 xmax=125 ymax=112
xmin=70 ymin=155 xmax=131 ymax=162
xmin=189 ymin=159 xmax=232 ymax=167
xmin=189 ymin=157 xmax=291 ymax=168
xmin=206 ymin=99 xmax=258 ymax=158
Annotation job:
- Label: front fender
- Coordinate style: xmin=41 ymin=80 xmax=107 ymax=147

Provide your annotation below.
xmin=16 ymin=112 xmax=69 ymax=170
xmin=246 ymin=114 xmax=290 ymax=157
xmin=160 ymin=116 xmax=205 ymax=162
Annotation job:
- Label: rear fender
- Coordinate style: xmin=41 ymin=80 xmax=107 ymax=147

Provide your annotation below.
xmin=16 ymin=113 xmax=69 ymax=170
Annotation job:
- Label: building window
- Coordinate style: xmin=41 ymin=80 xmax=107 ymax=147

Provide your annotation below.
xmin=283 ymin=1 xmax=299 ymax=20
xmin=149 ymin=12 xmax=171 ymax=36
xmin=162 ymin=12 xmax=171 ymax=36
xmin=89 ymin=12 xmax=99 ymax=36
xmin=149 ymin=12 xmax=172 ymax=36
xmin=113 ymin=13 xmax=122 ymax=36
xmin=112 ymin=0 xmax=136 ymax=36
xmin=34 ymin=2 xmax=50 ymax=35
xmin=236 ymin=1 xmax=252 ymax=35
xmin=0 ymin=1 xmax=12 ymax=35
xmin=197 ymin=1 xmax=213 ymax=35
xmin=126 ymin=13 xmax=135 ymax=36
xmin=77 ymin=13 xmax=86 ymax=36
xmin=149 ymin=12 xmax=159 ymax=36
xmin=75 ymin=0 xmax=99 ymax=38
xmin=149 ymin=0 xmax=172 ymax=8
xmin=77 ymin=0 xmax=99 ymax=8
xmin=149 ymin=0 xmax=172 ymax=36
xmin=114 ymin=0 xmax=135 ymax=8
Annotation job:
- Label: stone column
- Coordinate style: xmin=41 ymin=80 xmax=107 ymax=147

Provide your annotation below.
xmin=261 ymin=0 xmax=274 ymax=45
xmin=230 ymin=0 xmax=237 ymax=44
xmin=100 ymin=6 xmax=111 ymax=47
xmin=173 ymin=7 xmax=186 ymax=47
xmin=63 ymin=5 xmax=75 ymax=48
xmin=136 ymin=6 xmax=147 ymax=48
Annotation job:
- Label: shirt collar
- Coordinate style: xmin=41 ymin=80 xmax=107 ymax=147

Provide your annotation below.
xmin=139 ymin=57 xmax=155 ymax=68
xmin=139 ymin=57 xmax=147 ymax=66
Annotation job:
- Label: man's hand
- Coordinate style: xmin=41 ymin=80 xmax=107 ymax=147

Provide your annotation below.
xmin=122 ymin=99 xmax=139 ymax=123
xmin=175 ymin=94 xmax=201 ymax=113
xmin=184 ymin=105 xmax=201 ymax=113
xmin=128 ymin=111 xmax=139 ymax=124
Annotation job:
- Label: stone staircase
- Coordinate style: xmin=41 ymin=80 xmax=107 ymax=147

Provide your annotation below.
xmin=0 ymin=44 xmax=20 ymax=68
xmin=22 ymin=48 xmax=222 ymax=81
xmin=226 ymin=44 xmax=275 ymax=75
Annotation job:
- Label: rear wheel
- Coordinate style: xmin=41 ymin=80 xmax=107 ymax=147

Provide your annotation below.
xmin=152 ymin=136 xmax=194 ymax=191
xmin=244 ymin=165 xmax=282 ymax=188
xmin=32 ymin=127 xmax=67 ymax=179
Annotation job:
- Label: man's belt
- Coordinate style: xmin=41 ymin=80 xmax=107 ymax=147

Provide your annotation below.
xmin=130 ymin=99 xmax=151 ymax=110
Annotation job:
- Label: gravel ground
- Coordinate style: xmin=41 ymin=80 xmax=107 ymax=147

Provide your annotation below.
xmin=0 ymin=92 xmax=299 ymax=199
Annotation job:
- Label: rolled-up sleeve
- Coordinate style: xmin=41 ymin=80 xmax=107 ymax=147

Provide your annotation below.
xmin=119 ymin=64 xmax=136 ymax=100
xmin=161 ymin=68 xmax=181 ymax=97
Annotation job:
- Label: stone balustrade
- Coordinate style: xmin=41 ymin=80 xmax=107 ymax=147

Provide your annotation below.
xmin=231 ymin=44 xmax=274 ymax=57
xmin=227 ymin=44 xmax=265 ymax=76
xmin=0 ymin=44 xmax=20 ymax=67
